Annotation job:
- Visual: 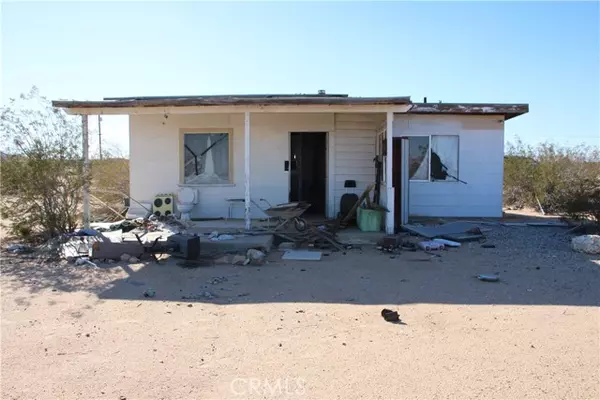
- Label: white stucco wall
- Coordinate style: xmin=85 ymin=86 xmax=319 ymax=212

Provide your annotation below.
xmin=394 ymin=114 xmax=505 ymax=217
xmin=129 ymin=112 xmax=379 ymax=219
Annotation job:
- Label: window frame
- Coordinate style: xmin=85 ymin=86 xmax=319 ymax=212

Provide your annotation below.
xmin=179 ymin=128 xmax=234 ymax=186
xmin=407 ymin=134 xmax=460 ymax=183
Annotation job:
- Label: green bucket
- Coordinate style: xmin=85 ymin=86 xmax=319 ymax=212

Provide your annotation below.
xmin=357 ymin=207 xmax=384 ymax=232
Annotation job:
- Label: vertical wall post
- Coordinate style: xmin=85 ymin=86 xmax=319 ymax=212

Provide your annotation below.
xmin=385 ymin=111 xmax=395 ymax=234
xmin=244 ymin=112 xmax=251 ymax=231
xmin=82 ymin=114 xmax=90 ymax=229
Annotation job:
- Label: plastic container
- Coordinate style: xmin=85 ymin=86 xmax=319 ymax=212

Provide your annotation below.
xmin=357 ymin=207 xmax=384 ymax=232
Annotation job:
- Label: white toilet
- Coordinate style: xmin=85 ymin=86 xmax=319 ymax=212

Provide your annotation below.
xmin=177 ymin=187 xmax=198 ymax=221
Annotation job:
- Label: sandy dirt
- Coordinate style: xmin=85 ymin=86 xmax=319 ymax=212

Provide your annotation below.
xmin=2 ymin=226 xmax=599 ymax=400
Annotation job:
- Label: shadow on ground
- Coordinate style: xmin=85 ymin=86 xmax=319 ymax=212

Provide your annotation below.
xmin=2 ymin=226 xmax=599 ymax=307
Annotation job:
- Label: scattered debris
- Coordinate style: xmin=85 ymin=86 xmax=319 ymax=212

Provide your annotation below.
xmin=381 ymin=308 xmax=400 ymax=323
xmin=74 ymin=257 xmax=97 ymax=267
xmin=402 ymin=221 xmax=484 ymax=239
xmin=432 ymin=238 xmax=461 ymax=247
xmin=207 ymin=276 xmax=228 ymax=285
xmin=73 ymin=228 xmax=99 ymax=236
xmin=143 ymin=288 xmax=156 ymax=298
xmin=281 ymin=250 xmax=322 ymax=261
xmin=182 ymin=291 xmax=218 ymax=300
xmin=6 ymin=244 xmax=34 ymax=254
xmin=417 ymin=241 xmax=445 ymax=251
xmin=245 ymin=249 xmax=266 ymax=265
xmin=476 ymin=274 xmax=500 ymax=282
xmin=571 ymin=235 xmax=600 ymax=254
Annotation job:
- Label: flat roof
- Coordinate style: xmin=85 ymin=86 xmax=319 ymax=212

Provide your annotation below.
xmin=408 ymin=103 xmax=529 ymax=120
xmin=51 ymin=93 xmax=528 ymax=119
xmin=52 ymin=94 xmax=412 ymax=109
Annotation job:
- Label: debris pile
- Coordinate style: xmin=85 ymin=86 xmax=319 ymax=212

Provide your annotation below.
xmin=571 ymin=234 xmax=600 ymax=254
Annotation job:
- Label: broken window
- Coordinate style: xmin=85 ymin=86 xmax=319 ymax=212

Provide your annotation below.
xmin=431 ymin=135 xmax=459 ymax=181
xmin=408 ymin=136 xmax=430 ymax=180
xmin=408 ymin=135 xmax=459 ymax=182
xmin=183 ymin=132 xmax=230 ymax=184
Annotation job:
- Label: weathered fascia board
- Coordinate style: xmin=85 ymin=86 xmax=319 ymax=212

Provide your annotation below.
xmin=58 ymin=104 xmax=412 ymax=115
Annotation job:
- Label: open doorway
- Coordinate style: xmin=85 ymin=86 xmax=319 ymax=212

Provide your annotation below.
xmin=289 ymin=132 xmax=327 ymax=215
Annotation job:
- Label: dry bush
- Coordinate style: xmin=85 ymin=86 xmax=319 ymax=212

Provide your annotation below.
xmin=0 ymin=88 xmax=87 ymax=239
xmin=90 ymin=156 xmax=130 ymax=220
xmin=504 ymin=138 xmax=600 ymax=221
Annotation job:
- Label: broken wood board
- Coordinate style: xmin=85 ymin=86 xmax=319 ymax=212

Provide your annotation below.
xmin=401 ymin=222 xmax=486 ymax=239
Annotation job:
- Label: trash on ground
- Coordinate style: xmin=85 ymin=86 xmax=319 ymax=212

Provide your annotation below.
xmin=417 ymin=241 xmax=445 ymax=251
xmin=402 ymin=221 xmax=484 ymax=239
xmin=6 ymin=244 xmax=34 ymax=254
xmin=245 ymin=249 xmax=266 ymax=265
xmin=73 ymin=228 xmax=99 ymax=236
xmin=210 ymin=234 xmax=235 ymax=241
xmin=182 ymin=291 xmax=218 ymax=300
xmin=281 ymin=250 xmax=322 ymax=261
xmin=571 ymin=235 xmax=600 ymax=254
xmin=143 ymin=288 xmax=155 ymax=298
xmin=75 ymin=257 xmax=97 ymax=267
xmin=476 ymin=274 xmax=500 ymax=282
xmin=432 ymin=238 xmax=461 ymax=247
xmin=381 ymin=308 xmax=401 ymax=322
xmin=207 ymin=276 xmax=228 ymax=285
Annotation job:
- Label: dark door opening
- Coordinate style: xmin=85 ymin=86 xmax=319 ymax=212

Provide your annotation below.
xmin=289 ymin=132 xmax=327 ymax=215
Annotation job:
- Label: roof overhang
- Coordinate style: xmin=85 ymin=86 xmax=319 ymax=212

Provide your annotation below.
xmin=52 ymin=95 xmax=412 ymax=115
xmin=408 ymin=103 xmax=529 ymax=120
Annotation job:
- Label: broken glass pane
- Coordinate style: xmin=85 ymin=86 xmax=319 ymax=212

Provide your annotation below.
xmin=431 ymin=136 xmax=459 ymax=181
xmin=408 ymin=136 xmax=429 ymax=180
xmin=184 ymin=133 xmax=229 ymax=184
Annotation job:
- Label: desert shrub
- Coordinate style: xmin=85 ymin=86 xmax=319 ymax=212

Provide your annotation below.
xmin=504 ymin=138 xmax=600 ymax=221
xmin=0 ymin=88 xmax=87 ymax=239
xmin=90 ymin=155 xmax=130 ymax=220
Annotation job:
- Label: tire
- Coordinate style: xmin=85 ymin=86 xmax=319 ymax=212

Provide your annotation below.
xmin=294 ymin=218 xmax=307 ymax=232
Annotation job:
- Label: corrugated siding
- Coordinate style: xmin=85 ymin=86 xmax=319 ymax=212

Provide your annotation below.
xmin=332 ymin=114 xmax=379 ymax=216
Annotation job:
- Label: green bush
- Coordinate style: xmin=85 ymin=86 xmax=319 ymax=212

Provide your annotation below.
xmin=504 ymin=138 xmax=600 ymax=221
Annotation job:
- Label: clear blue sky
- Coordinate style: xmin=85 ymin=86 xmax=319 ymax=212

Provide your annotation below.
xmin=2 ymin=1 xmax=599 ymax=154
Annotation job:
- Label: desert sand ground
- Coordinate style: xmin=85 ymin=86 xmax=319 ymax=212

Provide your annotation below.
xmin=1 ymin=224 xmax=599 ymax=400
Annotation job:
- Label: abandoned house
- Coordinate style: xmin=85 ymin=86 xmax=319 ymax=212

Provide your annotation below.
xmin=52 ymin=93 xmax=529 ymax=233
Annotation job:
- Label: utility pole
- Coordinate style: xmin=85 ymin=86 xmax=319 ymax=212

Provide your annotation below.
xmin=98 ymin=115 xmax=103 ymax=160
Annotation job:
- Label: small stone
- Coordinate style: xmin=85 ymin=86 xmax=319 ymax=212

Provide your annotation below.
xmin=187 ymin=304 xmax=193 ymax=308
xmin=128 ymin=256 xmax=140 ymax=263
xmin=85 ymin=333 xmax=90 ymax=337
xmin=120 ymin=253 xmax=132 ymax=262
